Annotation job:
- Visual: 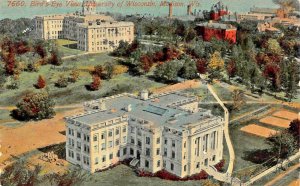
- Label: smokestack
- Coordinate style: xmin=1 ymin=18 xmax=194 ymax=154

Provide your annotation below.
xmin=187 ymin=4 xmax=192 ymax=15
xmin=169 ymin=3 xmax=173 ymax=18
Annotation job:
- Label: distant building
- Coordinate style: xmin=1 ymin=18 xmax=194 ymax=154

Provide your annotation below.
xmin=65 ymin=90 xmax=224 ymax=178
xmin=77 ymin=21 xmax=134 ymax=52
xmin=34 ymin=0 xmax=134 ymax=53
xmin=249 ymin=7 xmax=277 ymax=16
xmin=210 ymin=1 xmax=229 ymax=21
xmin=195 ymin=21 xmax=237 ymax=43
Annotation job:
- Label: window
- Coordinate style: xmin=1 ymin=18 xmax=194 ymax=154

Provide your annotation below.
xmin=95 ymin=157 xmax=99 ymax=165
xmin=163 ymin=160 xmax=166 ymax=168
xmin=196 ymin=162 xmax=200 ymax=169
xmin=130 ymin=148 xmax=134 ymax=155
xmin=123 ymin=148 xmax=127 ymax=155
xmin=156 ymin=148 xmax=160 ymax=155
xmin=101 ymin=143 xmax=106 ymax=150
xmin=109 ymin=141 xmax=113 ymax=148
xmin=164 ymin=148 xmax=167 ymax=156
xmin=116 ymin=128 xmax=120 ymax=135
xmin=101 ymin=132 xmax=106 ymax=139
xmin=86 ymin=135 xmax=90 ymax=142
xmin=123 ymin=136 xmax=127 ymax=143
xmin=116 ymin=139 xmax=120 ymax=146
xmin=184 ymin=165 xmax=187 ymax=171
xmin=93 ymin=135 xmax=97 ymax=142
xmin=102 ymin=155 xmax=106 ymax=162
xmin=146 ymin=148 xmax=150 ymax=156
xmin=137 ymin=140 xmax=142 ymax=147
xmin=131 ymin=137 xmax=135 ymax=144
xmin=68 ymin=150 xmax=74 ymax=158
xmin=109 ymin=153 xmax=113 ymax=160
xmin=157 ymin=160 xmax=160 ymax=167
xmin=156 ymin=138 xmax=160 ymax=144
xmin=171 ymin=163 xmax=174 ymax=171
xmin=108 ymin=130 xmax=113 ymax=137
xmin=122 ymin=126 xmax=126 ymax=133
xmin=117 ymin=150 xmax=120 ymax=157
xmin=68 ymin=128 xmax=71 ymax=135
xmin=146 ymin=137 xmax=150 ymax=145
xmin=130 ymin=126 xmax=135 ymax=133
xmin=172 ymin=151 xmax=175 ymax=159
xmin=164 ymin=139 xmax=168 ymax=145
xmin=184 ymin=141 xmax=186 ymax=148
xmin=172 ymin=140 xmax=175 ymax=147
xmin=76 ymin=142 xmax=81 ymax=149
xmin=94 ymin=145 xmax=98 ymax=151
xmin=145 ymin=160 xmax=149 ymax=168
xmin=77 ymin=132 xmax=81 ymax=138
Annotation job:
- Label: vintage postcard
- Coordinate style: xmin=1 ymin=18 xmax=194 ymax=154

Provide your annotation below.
xmin=0 ymin=0 xmax=299 ymax=185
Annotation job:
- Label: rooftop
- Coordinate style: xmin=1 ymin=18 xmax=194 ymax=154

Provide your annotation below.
xmin=66 ymin=91 xmax=220 ymax=130
xmin=196 ymin=22 xmax=236 ymax=30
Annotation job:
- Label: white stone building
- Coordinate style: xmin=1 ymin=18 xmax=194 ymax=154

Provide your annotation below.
xmin=65 ymin=90 xmax=224 ymax=178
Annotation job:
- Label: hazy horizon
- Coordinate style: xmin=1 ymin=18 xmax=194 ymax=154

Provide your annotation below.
xmin=0 ymin=0 xmax=279 ymax=20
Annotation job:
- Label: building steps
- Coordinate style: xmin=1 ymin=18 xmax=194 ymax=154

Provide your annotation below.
xmin=129 ymin=158 xmax=140 ymax=167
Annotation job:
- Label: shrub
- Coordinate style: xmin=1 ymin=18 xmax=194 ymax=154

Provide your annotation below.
xmin=55 ymin=75 xmax=68 ymax=88
xmin=214 ymin=159 xmax=225 ymax=172
xmin=36 ymin=75 xmax=46 ymax=89
xmin=12 ymin=91 xmax=55 ymax=120
xmin=89 ymin=75 xmax=101 ymax=91
xmin=113 ymin=65 xmax=128 ymax=76
xmin=69 ymin=69 xmax=80 ymax=83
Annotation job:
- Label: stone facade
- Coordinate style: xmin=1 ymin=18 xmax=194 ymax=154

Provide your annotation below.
xmin=65 ymin=91 xmax=224 ymax=178
xmin=34 ymin=0 xmax=134 ymax=52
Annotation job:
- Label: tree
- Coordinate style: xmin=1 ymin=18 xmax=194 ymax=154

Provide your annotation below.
xmin=267 ymin=130 xmax=297 ymax=163
xmin=208 ymin=51 xmax=224 ymax=80
xmin=226 ymin=60 xmax=237 ymax=82
xmin=0 ymin=159 xmax=42 ymax=186
xmin=48 ymin=46 xmax=62 ymax=66
xmin=93 ymin=65 xmax=104 ymax=77
xmin=112 ymin=40 xmax=130 ymax=56
xmin=289 ymin=119 xmax=300 ymax=147
xmin=232 ymin=89 xmax=246 ymax=110
xmin=179 ymin=57 xmax=197 ymax=80
xmin=69 ymin=68 xmax=80 ymax=83
xmin=12 ymin=91 xmax=55 ymax=120
xmin=266 ymin=38 xmax=282 ymax=55
xmin=0 ymin=64 xmax=6 ymax=88
xmin=154 ymin=60 xmax=182 ymax=83
xmin=185 ymin=27 xmax=196 ymax=43
xmin=140 ymin=54 xmax=153 ymax=73
xmin=264 ymin=63 xmax=281 ymax=91
xmin=55 ymin=75 xmax=68 ymax=88
xmin=44 ymin=168 xmax=89 ymax=186
xmin=90 ymin=75 xmax=101 ymax=91
xmin=36 ymin=75 xmax=46 ymax=89
xmin=196 ymin=58 xmax=208 ymax=74
xmin=282 ymin=58 xmax=299 ymax=101
xmin=104 ymin=62 xmax=114 ymax=80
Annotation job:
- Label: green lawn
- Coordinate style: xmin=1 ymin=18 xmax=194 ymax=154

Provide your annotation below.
xmin=55 ymin=39 xmax=85 ymax=57
xmin=0 ymin=53 xmax=164 ymax=106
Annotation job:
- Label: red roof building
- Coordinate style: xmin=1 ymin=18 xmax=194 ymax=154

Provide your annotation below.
xmin=195 ymin=22 xmax=237 ymax=43
xmin=210 ymin=1 xmax=229 ymax=21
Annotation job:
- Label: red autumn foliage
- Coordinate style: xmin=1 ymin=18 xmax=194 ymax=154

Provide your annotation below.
xmin=137 ymin=169 xmax=208 ymax=181
xmin=153 ymin=51 xmax=164 ymax=62
xmin=263 ymin=63 xmax=281 ymax=89
xmin=226 ymin=60 xmax=237 ymax=78
xmin=214 ymin=159 xmax=225 ymax=171
xmin=196 ymin=58 xmax=208 ymax=74
xmin=140 ymin=54 xmax=154 ymax=73
xmin=90 ymin=75 xmax=101 ymax=91
xmin=36 ymin=75 xmax=46 ymax=89
xmin=15 ymin=41 xmax=31 ymax=54
xmin=35 ymin=44 xmax=46 ymax=58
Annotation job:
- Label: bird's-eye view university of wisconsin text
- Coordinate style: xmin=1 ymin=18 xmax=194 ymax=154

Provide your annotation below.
xmin=0 ymin=0 xmax=299 ymax=185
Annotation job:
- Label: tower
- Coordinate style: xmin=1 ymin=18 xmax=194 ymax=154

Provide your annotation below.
xmin=82 ymin=0 xmax=96 ymax=15
xmin=169 ymin=3 xmax=173 ymax=18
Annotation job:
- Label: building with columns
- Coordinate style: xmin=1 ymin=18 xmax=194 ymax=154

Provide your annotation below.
xmin=65 ymin=90 xmax=224 ymax=178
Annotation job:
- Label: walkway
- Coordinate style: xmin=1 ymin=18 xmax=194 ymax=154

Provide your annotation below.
xmin=264 ymin=163 xmax=300 ymax=186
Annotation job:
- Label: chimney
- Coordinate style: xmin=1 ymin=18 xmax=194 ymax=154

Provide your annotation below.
xmin=169 ymin=3 xmax=173 ymax=18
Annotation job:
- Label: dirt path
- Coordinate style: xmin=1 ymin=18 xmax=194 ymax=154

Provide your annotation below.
xmin=0 ymin=107 xmax=83 ymax=163
xmin=153 ymin=80 xmax=200 ymax=94
xmin=264 ymin=163 xmax=300 ymax=186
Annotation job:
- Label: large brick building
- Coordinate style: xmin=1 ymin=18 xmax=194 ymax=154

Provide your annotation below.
xmin=196 ymin=22 xmax=237 ymax=43
xmin=65 ymin=90 xmax=224 ymax=178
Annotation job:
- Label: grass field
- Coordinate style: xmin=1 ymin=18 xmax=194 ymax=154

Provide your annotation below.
xmin=55 ymin=39 xmax=85 ymax=57
xmin=0 ymin=52 xmax=164 ymax=106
